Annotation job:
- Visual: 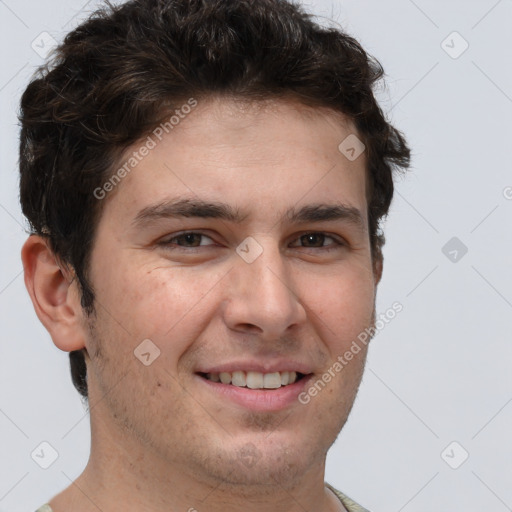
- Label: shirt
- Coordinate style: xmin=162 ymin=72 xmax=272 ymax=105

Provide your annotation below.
xmin=35 ymin=483 xmax=370 ymax=512
xmin=326 ymin=483 xmax=371 ymax=511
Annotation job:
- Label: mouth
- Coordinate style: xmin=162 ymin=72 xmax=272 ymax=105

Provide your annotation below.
xmin=195 ymin=369 xmax=313 ymax=412
xmin=197 ymin=370 xmax=308 ymax=390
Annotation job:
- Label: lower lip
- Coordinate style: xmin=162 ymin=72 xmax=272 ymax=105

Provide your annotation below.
xmin=196 ymin=374 xmax=313 ymax=412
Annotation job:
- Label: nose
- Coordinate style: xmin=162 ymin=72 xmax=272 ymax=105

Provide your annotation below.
xmin=222 ymin=238 xmax=307 ymax=338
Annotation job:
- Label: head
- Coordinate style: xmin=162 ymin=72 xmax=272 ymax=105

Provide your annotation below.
xmin=20 ymin=0 xmax=409 ymax=489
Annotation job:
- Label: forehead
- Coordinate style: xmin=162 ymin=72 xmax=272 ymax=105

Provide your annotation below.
xmin=101 ymin=96 xmax=369 ymax=229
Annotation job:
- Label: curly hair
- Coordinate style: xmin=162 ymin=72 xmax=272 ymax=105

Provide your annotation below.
xmin=19 ymin=0 xmax=411 ymax=401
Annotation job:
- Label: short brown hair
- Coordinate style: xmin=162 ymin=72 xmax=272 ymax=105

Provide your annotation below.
xmin=19 ymin=0 xmax=411 ymax=401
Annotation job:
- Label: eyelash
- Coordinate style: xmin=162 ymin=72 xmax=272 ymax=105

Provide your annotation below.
xmin=158 ymin=231 xmax=346 ymax=252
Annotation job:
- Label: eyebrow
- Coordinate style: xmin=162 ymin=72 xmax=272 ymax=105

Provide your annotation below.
xmin=132 ymin=198 xmax=365 ymax=230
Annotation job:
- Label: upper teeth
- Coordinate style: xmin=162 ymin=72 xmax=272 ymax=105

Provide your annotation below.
xmin=205 ymin=371 xmax=298 ymax=389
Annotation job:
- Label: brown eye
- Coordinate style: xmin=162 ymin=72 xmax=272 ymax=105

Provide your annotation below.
xmin=291 ymin=232 xmax=344 ymax=250
xmin=300 ymin=233 xmax=327 ymax=247
xmin=160 ymin=232 xmax=215 ymax=248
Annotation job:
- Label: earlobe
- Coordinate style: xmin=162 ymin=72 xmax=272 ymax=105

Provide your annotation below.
xmin=21 ymin=235 xmax=87 ymax=352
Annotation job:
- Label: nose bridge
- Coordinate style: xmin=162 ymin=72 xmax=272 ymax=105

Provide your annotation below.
xmin=248 ymin=239 xmax=291 ymax=298
xmin=224 ymin=235 xmax=305 ymax=335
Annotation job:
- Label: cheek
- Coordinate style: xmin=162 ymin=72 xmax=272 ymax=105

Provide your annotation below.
xmin=93 ymin=258 xmax=225 ymax=350
xmin=303 ymin=266 xmax=376 ymax=352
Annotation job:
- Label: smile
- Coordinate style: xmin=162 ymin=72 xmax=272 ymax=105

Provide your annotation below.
xmin=200 ymin=370 xmax=305 ymax=389
xmin=196 ymin=369 xmax=313 ymax=412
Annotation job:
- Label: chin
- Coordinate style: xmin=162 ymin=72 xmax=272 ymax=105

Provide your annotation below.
xmin=212 ymin=457 xmax=308 ymax=490
xmin=201 ymin=432 xmax=330 ymax=491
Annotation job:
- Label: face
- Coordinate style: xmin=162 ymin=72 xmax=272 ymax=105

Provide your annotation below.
xmin=82 ymin=97 xmax=379 ymax=490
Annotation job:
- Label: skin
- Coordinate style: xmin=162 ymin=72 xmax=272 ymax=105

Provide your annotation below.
xmin=22 ymin=96 xmax=382 ymax=512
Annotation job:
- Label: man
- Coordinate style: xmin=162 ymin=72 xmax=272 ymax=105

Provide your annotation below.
xmin=19 ymin=0 xmax=410 ymax=511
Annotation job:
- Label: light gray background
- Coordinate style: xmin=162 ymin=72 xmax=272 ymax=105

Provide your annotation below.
xmin=1 ymin=1 xmax=511 ymax=511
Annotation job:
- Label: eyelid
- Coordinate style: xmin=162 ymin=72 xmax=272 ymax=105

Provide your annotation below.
xmin=159 ymin=230 xmax=347 ymax=250
xmin=159 ymin=230 xmax=217 ymax=246
xmin=289 ymin=231 xmax=346 ymax=248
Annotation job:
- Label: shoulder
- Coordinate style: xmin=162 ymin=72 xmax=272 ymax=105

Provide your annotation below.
xmin=326 ymin=482 xmax=372 ymax=512
xmin=35 ymin=505 xmax=53 ymax=512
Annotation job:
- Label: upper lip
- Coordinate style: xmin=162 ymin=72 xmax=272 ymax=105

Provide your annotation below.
xmin=196 ymin=360 xmax=314 ymax=375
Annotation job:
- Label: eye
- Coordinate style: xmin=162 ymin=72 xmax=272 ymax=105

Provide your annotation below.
xmin=290 ymin=232 xmax=345 ymax=250
xmin=157 ymin=230 xmax=345 ymax=252
xmin=159 ymin=231 xmax=216 ymax=248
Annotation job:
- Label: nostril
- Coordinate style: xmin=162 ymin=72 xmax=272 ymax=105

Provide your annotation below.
xmin=235 ymin=323 xmax=263 ymax=334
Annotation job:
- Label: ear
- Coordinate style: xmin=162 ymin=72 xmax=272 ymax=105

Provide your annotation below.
xmin=373 ymin=254 xmax=383 ymax=286
xmin=368 ymin=256 xmax=383 ymax=342
xmin=21 ymin=235 xmax=87 ymax=352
